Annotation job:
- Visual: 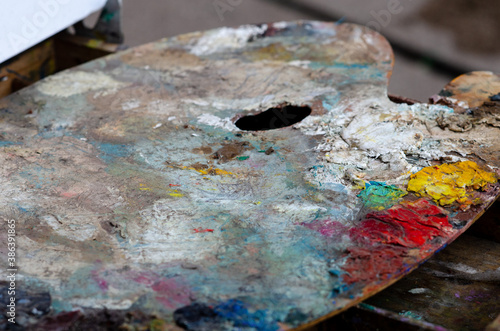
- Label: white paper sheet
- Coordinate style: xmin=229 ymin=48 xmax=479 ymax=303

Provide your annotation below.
xmin=0 ymin=0 xmax=107 ymax=64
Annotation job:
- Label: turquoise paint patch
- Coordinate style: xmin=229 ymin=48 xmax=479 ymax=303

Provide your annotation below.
xmin=327 ymin=266 xmax=355 ymax=299
xmin=96 ymin=142 xmax=132 ymax=163
xmin=60 ymin=266 xmax=107 ymax=300
xmin=399 ymin=310 xmax=423 ymax=320
xmin=51 ymin=299 xmax=73 ymax=313
xmin=322 ymin=94 xmax=340 ymax=111
xmin=101 ymin=9 xmax=115 ymax=23
xmin=0 ymin=141 xmax=22 ymax=147
xmin=19 ymin=166 xmax=59 ymax=190
xmin=308 ymin=62 xmax=371 ymax=70
xmin=310 ymin=165 xmax=325 ymax=171
xmin=358 ymin=181 xmax=407 ymax=210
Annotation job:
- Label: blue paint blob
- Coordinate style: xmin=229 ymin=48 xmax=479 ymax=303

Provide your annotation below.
xmin=215 ymin=299 xmax=280 ymax=331
xmin=174 ymin=303 xmax=223 ymax=330
xmin=490 ymin=93 xmax=500 ymax=101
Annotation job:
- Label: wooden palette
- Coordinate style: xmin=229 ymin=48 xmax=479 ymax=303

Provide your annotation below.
xmin=0 ymin=21 xmax=499 ymax=330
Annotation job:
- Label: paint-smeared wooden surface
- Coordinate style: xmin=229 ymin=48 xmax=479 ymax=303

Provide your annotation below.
xmin=0 ymin=21 xmax=499 ymax=330
xmin=364 ymin=231 xmax=500 ymax=330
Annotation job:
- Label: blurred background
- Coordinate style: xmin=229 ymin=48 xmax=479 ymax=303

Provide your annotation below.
xmin=105 ymin=0 xmax=498 ymax=102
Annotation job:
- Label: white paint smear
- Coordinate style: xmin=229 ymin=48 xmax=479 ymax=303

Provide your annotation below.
xmin=197 ymin=113 xmax=238 ymax=132
xmin=191 ymin=25 xmax=268 ymax=56
xmin=408 ymin=288 xmax=429 ymax=294
xmin=37 ymin=71 xmax=127 ymax=98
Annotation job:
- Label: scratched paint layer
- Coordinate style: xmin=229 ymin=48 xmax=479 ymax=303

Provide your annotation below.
xmin=0 ymin=21 xmax=499 ymax=330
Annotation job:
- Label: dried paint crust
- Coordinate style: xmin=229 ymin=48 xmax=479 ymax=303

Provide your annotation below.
xmin=0 ymin=21 xmax=499 ymax=330
xmin=408 ymin=161 xmax=497 ymax=207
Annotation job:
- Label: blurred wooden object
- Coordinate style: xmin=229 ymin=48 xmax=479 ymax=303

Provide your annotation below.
xmin=0 ymin=33 xmax=123 ymax=98
xmin=53 ymin=33 xmax=124 ymax=71
xmin=0 ymin=40 xmax=55 ymax=98
xmin=487 ymin=313 xmax=500 ymax=331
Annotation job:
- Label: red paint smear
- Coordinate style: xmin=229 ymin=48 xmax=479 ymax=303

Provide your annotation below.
xmin=341 ymin=246 xmax=407 ymax=284
xmin=60 ymin=191 xmax=79 ymax=198
xmin=349 ymin=199 xmax=451 ymax=249
xmin=91 ymin=269 xmax=109 ymax=292
xmin=193 ymin=228 xmax=214 ymax=233
xmin=132 ymin=272 xmax=159 ymax=286
xmin=127 ymin=271 xmax=192 ymax=309
xmin=169 ymin=184 xmax=181 ymax=187
xmin=301 ymin=219 xmax=349 ymax=238
xmin=152 ymin=278 xmax=192 ymax=310
xmin=342 ymin=199 xmax=452 ymax=285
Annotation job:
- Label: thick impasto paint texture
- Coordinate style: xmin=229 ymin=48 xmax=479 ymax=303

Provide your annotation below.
xmin=408 ymin=161 xmax=497 ymax=208
xmin=0 ymin=21 xmax=499 ymax=330
xmin=351 ymin=199 xmax=452 ymax=249
xmin=358 ymin=182 xmax=407 ymax=211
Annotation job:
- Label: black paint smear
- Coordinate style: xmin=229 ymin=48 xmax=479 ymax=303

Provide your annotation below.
xmin=284 ymin=308 xmax=309 ymax=325
xmin=35 ymin=309 xmax=159 ymax=331
xmin=438 ymin=90 xmax=454 ymax=97
xmin=490 ymin=93 xmax=500 ymax=101
xmin=235 ymin=104 xmax=311 ymax=131
xmin=174 ymin=303 xmax=224 ymax=330
xmin=449 ymin=219 xmax=467 ymax=230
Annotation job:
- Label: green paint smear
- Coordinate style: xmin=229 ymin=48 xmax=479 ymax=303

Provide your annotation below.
xmin=237 ymin=156 xmax=250 ymax=161
xmin=358 ymin=182 xmax=407 ymax=211
xmin=102 ymin=10 xmax=115 ymax=23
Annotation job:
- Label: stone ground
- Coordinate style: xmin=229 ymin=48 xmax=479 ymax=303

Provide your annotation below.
xmin=108 ymin=0 xmax=498 ymax=102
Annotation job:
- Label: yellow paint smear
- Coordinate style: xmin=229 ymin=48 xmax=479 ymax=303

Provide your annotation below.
xmin=140 ymin=184 xmax=185 ymax=197
xmin=182 ymin=166 xmax=233 ymax=176
xmin=407 ymin=161 xmax=497 ymax=206
xmin=139 ymin=184 xmax=152 ymax=191
xmin=168 ymin=189 xmax=184 ymax=197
